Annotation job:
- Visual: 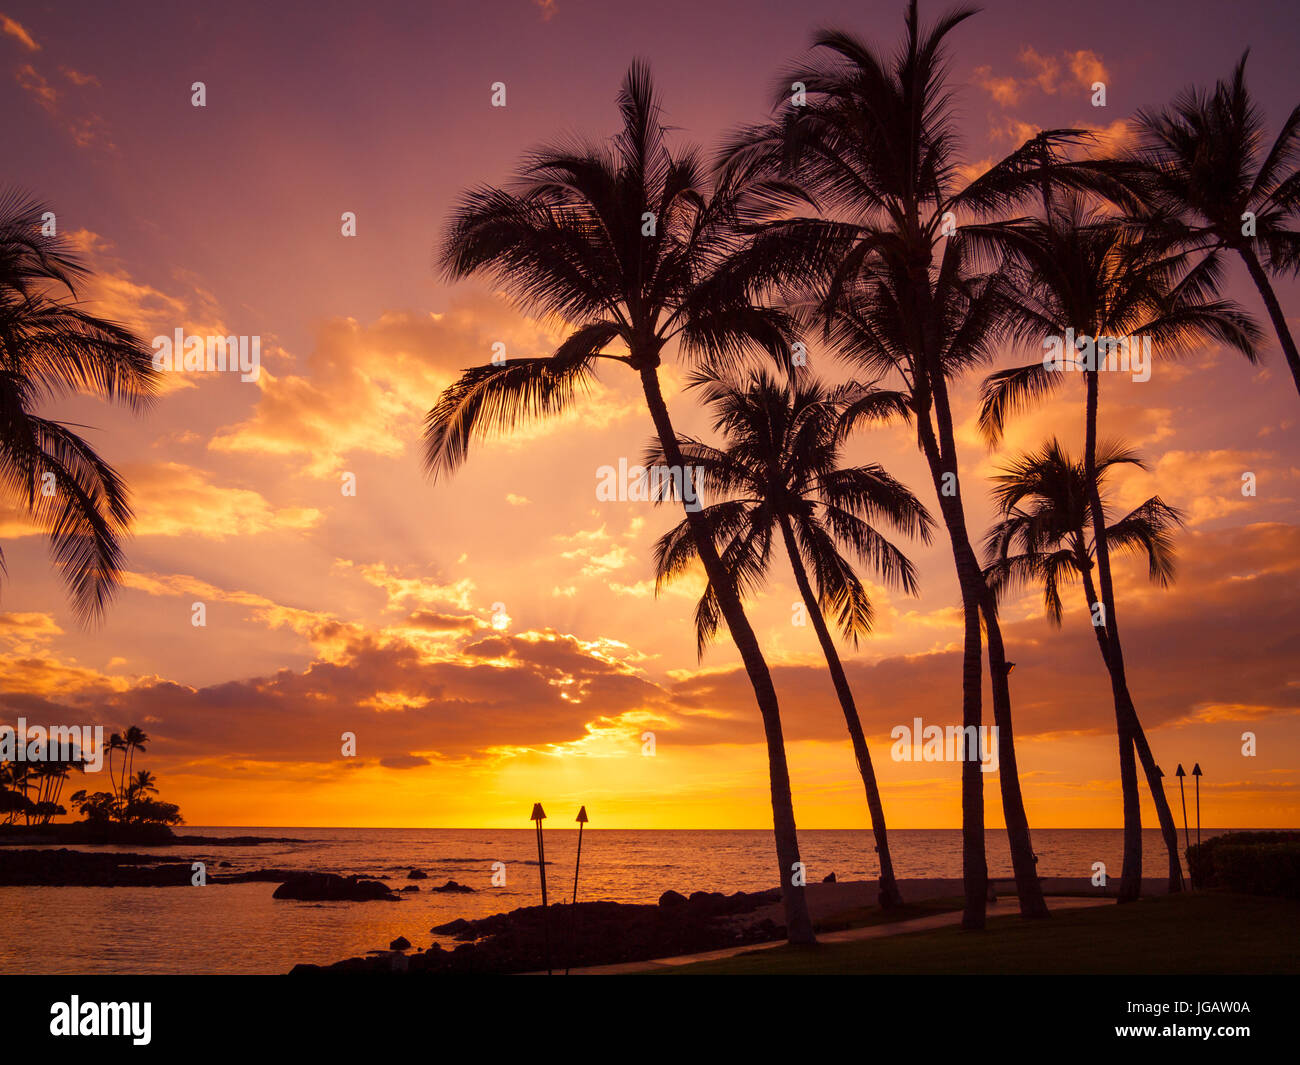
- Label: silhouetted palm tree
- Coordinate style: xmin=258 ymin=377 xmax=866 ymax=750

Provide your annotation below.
xmin=716 ymin=2 xmax=1115 ymax=924
xmin=0 ymin=190 xmax=158 ymax=622
xmin=984 ymin=439 xmax=1185 ymax=894
xmin=121 ymin=725 xmax=149 ymax=797
xmin=0 ymin=761 xmax=36 ymax=824
xmin=106 ymin=732 xmax=127 ymax=800
xmin=968 ymin=193 xmax=1256 ymax=897
xmin=649 ymin=368 xmax=932 ymax=908
xmin=125 ymin=769 xmax=157 ymax=801
xmin=1125 ymin=54 xmax=1300 ymax=397
xmin=426 ymin=63 xmax=816 ymax=941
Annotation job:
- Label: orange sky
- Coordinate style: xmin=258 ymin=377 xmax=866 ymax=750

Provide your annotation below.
xmin=1 ymin=0 xmax=1298 ymax=829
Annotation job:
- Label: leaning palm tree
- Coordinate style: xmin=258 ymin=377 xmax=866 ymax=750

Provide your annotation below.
xmin=1124 ymin=53 xmax=1300 ymax=397
xmin=425 ymin=63 xmax=816 ymax=942
xmin=968 ymin=193 xmax=1257 ymax=897
xmin=715 ymin=2 xmax=1119 ymax=924
xmin=649 ymin=368 xmax=933 ymax=909
xmin=0 ymin=190 xmax=158 ymax=622
xmin=983 ymin=439 xmax=1185 ymax=895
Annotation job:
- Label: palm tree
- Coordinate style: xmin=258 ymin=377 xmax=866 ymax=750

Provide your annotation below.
xmin=968 ymin=193 xmax=1257 ymax=897
xmin=120 ymin=725 xmax=149 ymax=797
xmin=125 ymin=769 xmax=158 ymax=801
xmin=649 ymin=368 xmax=933 ymax=909
xmin=1124 ymin=53 xmax=1300 ymax=397
xmin=714 ymin=1 xmax=1122 ymax=921
xmin=425 ymin=63 xmax=817 ymax=942
xmin=0 ymin=190 xmax=158 ymax=621
xmin=983 ymin=439 xmax=1185 ymax=895
xmin=0 ymin=761 xmax=36 ymax=824
xmin=106 ymin=732 xmax=127 ymax=800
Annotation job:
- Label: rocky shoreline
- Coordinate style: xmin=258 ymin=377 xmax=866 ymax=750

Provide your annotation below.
xmin=290 ymin=888 xmax=786 ymax=975
xmin=0 ymin=848 xmax=306 ymax=886
xmin=0 ymin=823 xmax=304 ymax=847
xmin=0 ymin=846 xmax=791 ymax=973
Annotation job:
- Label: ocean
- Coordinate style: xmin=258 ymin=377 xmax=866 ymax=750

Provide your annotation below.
xmin=0 ymin=827 xmax=1242 ymax=974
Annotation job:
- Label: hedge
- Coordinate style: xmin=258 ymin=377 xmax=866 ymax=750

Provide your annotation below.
xmin=1186 ymin=831 xmax=1300 ymax=897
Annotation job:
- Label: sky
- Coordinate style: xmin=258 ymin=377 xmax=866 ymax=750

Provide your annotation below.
xmin=1 ymin=0 xmax=1298 ymax=830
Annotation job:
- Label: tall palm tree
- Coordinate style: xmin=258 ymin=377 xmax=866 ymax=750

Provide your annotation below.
xmin=106 ymin=732 xmax=127 ymax=800
xmin=1124 ymin=53 xmax=1300 ymax=397
xmin=0 ymin=190 xmax=158 ymax=622
xmin=715 ymin=2 xmax=1115 ymax=925
xmin=121 ymin=725 xmax=149 ymax=797
xmin=983 ymin=439 xmax=1185 ymax=894
xmin=969 ymin=193 xmax=1257 ymax=897
xmin=649 ymin=368 xmax=933 ymax=909
xmin=425 ymin=63 xmax=817 ymax=942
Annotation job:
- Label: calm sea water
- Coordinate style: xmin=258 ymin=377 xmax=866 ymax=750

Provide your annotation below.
xmin=0 ymin=827 xmax=1248 ymax=974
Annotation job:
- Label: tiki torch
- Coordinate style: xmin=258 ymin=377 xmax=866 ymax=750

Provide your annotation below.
xmin=531 ymin=802 xmax=550 ymax=975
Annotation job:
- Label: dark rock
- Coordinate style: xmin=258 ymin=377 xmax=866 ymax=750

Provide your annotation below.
xmin=823 ymin=872 xmax=837 ymax=883
xmin=658 ymin=889 xmax=687 ymax=908
xmin=407 ymin=869 xmax=428 ymax=880
xmin=272 ymin=872 xmax=399 ymax=902
xmin=431 ymin=879 xmax=473 ymax=893
xmin=389 ymin=936 xmax=411 ymax=950
xmin=297 ymin=886 xmax=788 ymax=975
xmin=400 ymin=884 xmax=420 ymax=893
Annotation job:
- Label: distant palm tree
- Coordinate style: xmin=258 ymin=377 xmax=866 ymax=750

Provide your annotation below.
xmin=0 ymin=190 xmax=158 ymax=622
xmin=984 ymin=439 xmax=1185 ymax=893
xmin=968 ymin=193 xmax=1256 ymax=898
xmin=125 ymin=769 xmax=157 ymax=801
xmin=650 ymin=369 xmax=932 ymax=909
xmin=717 ymin=2 xmax=1114 ymax=924
xmin=1124 ymin=53 xmax=1300 ymax=397
xmin=0 ymin=761 xmax=36 ymax=824
xmin=106 ymin=732 xmax=127 ymax=800
xmin=121 ymin=725 xmax=149 ymax=797
xmin=426 ymin=63 xmax=816 ymax=941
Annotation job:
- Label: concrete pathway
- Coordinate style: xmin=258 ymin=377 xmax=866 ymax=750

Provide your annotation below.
xmin=555 ymin=895 xmax=1114 ymax=974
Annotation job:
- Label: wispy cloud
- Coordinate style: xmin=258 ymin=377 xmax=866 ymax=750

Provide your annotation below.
xmin=0 ymin=13 xmax=39 ymax=52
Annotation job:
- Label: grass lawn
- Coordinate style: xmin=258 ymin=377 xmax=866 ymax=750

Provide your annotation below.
xmin=664 ymin=893 xmax=1300 ymax=975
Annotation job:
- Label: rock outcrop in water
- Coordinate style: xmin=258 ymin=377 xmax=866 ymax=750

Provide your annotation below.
xmin=0 ymin=848 xmax=310 ymax=887
xmin=272 ymin=872 xmax=399 ymax=902
xmin=288 ymin=888 xmax=783 ymax=974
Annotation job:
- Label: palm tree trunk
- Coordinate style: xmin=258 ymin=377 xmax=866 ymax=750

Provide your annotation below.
xmin=928 ymin=375 xmax=1049 ymax=918
xmin=776 ymin=515 xmax=904 ymax=909
xmin=1083 ymin=369 xmax=1143 ymax=901
xmin=1238 ymin=245 xmax=1300 ymax=399
xmin=638 ymin=362 xmax=816 ymax=945
xmin=1078 ymin=562 xmax=1143 ymax=901
xmin=1076 ymin=557 xmax=1183 ymax=892
xmin=1127 ymin=700 xmax=1184 ymax=892
xmin=914 ymin=402 xmax=988 ymax=929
